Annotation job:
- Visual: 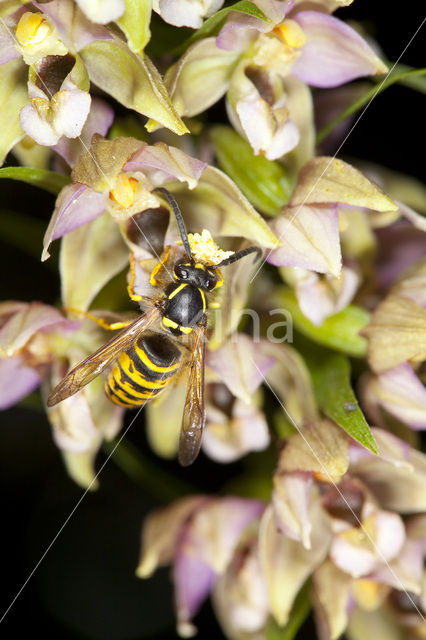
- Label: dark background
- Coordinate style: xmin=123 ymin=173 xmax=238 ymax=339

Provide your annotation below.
xmin=0 ymin=1 xmax=424 ymax=638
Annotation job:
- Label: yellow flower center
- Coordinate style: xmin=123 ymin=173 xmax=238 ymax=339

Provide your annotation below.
xmin=185 ymin=229 xmax=234 ymax=265
xmin=109 ymin=174 xmax=139 ymax=208
xmin=15 ymin=12 xmax=51 ymax=46
xmin=273 ymin=19 xmax=306 ymax=49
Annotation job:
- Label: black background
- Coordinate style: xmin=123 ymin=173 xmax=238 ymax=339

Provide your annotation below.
xmin=0 ymin=2 xmax=424 ymax=639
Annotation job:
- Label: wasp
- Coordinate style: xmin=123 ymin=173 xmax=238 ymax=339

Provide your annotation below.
xmin=47 ymin=188 xmax=261 ymax=465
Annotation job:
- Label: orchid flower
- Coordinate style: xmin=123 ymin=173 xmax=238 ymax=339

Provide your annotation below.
xmin=163 ymin=0 xmax=387 ymax=159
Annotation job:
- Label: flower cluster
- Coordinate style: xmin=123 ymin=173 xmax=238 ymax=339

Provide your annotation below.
xmin=0 ymin=1 xmax=425 ymax=638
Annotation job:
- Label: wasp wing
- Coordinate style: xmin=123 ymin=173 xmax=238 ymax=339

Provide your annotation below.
xmin=178 ymin=323 xmax=207 ymax=467
xmin=47 ymin=305 xmax=161 ymax=406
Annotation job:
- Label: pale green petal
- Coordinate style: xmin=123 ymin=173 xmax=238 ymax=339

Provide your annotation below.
xmin=0 ymin=58 xmax=27 ymax=165
xmin=164 ymin=37 xmax=239 ymax=118
xmin=167 ymin=166 xmax=280 ymax=247
xmin=60 ymin=212 xmax=129 ymax=311
xmin=291 ymin=157 xmax=398 ymax=212
xmin=259 ymin=502 xmax=331 ymax=626
xmin=80 ymin=36 xmax=188 ymax=135
xmin=362 ymin=295 xmax=426 ymax=373
xmin=61 ymin=449 xmax=99 ymax=489
xmin=117 ymin=0 xmax=151 ymax=53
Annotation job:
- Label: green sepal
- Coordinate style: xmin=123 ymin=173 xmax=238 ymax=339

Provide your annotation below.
xmin=306 ymin=348 xmax=380 ymax=455
xmin=266 ymin=581 xmax=311 ymax=640
xmin=173 ymin=0 xmax=269 ymax=55
xmin=60 ymin=213 xmax=129 ymax=311
xmin=0 ymin=59 xmax=28 ymax=165
xmin=117 ymin=0 xmax=151 ymax=53
xmin=276 ymin=288 xmax=369 ymax=357
xmin=80 ymin=37 xmax=189 ymax=136
xmin=0 ymin=166 xmax=70 ymax=194
xmin=210 ymin=126 xmax=295 ymax=216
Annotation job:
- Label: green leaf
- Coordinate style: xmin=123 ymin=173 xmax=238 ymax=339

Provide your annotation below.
xmin=266 ymin=581 xmax=311 ymax=640
xmin=0 ymin=166 xmax=70 ymax=194
xmin=210 ymin=126 xmax=295 ymax=216
xmin=80 ymin=37 xmax=189 ymax=136
xmin=276 ymin=288 xmax=369 ymax=357
xmin=117 ymin=0 xmax=151 ymax=53
xmin=0 ymin=59 xmax=28 ymax=165
xmin=307 ymin=350 xmax=379 ymax=455
xmin=173 ymin=0 xmax=269 ymax=55
xmin=317 ymin=66 xmax=426 ymax=144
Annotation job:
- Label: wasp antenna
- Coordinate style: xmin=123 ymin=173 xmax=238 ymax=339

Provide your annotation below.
xmin=153 ymin=187 xmax=193 ymax=260
xmin=215 ymin=246 xmax=262 ymax=268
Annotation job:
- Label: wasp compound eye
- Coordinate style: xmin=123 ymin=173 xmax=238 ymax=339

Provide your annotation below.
xmin=175 ymin=264 xmax=189 ymax=279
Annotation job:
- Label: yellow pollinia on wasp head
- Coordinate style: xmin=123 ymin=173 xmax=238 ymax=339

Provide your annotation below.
xmin=47 ymin=188 xmax=262 ymax=466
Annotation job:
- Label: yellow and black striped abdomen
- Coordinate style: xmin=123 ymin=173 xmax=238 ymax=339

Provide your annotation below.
xmin=105 ymin=333 xmax=182 ymax=408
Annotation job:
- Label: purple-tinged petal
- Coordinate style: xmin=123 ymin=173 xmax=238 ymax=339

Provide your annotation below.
xmin=50 ymin=88 xmax=91 ymax=139
xmin=0 ymin=302 xmax=66 ymax=355
xmin=216 ymin=12 xmax=270 ymax=52
xmin=259 ymin=500 xmax=331 ymax=625
xmin=207 ymin=335 xmax=275 ymax=403
xmin=53 ymin=97 xmax=114 ymax=167
xmin=369 ymin=532 xmax=425 ymax=595
xmin=268 ymin=204 xmax=342 ymax=276
xmin=174 ymin=537 xmax=216 ymax=636
xmin=203 ymin=394 xmax=270 ymax=462
xmin=292 ymin=12 xmax=387 ymax=87
xmin=33 ymin=0 xmax=112 ymax=51
xmin=19 ymin=101 xmax=61 ymax=146
xmin=49 ymin=391 xmax=100 ymax=453
xmin=272 ymin=471 xmax=313 ymax=548
xmin=350 ymin=429 xmax=426 ymax=514
xmin=74 ymin=0 xmax=125 ymax=24
xmin=125 ymin=142 xmax=206 ymax=190
xmin=369 ymin=364 xmax=426 ymax=431
xmin=42 ymin=184 xmax=105 ymax=260
xmin=0 ymin=356 xmax=40 ymax=409
xmin=212 ymin=539 xmax=269 ymax=638
xmin=189 ymin=498 xmax=265 ymax=573
xmin=375 ymin=222 xmax=426 ymax=294
xmin=0 ymin=18 xmax=21 ymax=65
xmin=235 ymin=92 xmax=300 ymax=160
xmin=312 ymin=560 xmax=352 ymax=640
xmin=137 ymin=496 xmax=208 ymax=578
xmin=294 ymin=265 xmax=359 ymax=326
xmin=155 ymin=0 xmax=224 ymax=29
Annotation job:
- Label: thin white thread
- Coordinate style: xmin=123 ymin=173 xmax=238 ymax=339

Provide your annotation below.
xmin=253 ymin=360 xmax=426 ymax=625
xmin=0 ymin=364 xmax=174 ymax=624
xmin=250 ymin=16 xmax=426 ymax=284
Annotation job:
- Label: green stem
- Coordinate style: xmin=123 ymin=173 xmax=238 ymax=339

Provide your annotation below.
xmin=316 ymin=66 xmax=426 ymax=144
xmin=102 ymin=438 xmax=194 ymax=502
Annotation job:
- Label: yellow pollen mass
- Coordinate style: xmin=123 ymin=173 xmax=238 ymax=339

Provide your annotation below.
xmin=186 ymin=229 xmax=234 ymax=265
xmin=274 ymin=19 xmax=306 ymax=49
xmin=15 ymin=12 xmax=51 ymax=46
xmin=109 ymin=174 xmax=139 ymax=208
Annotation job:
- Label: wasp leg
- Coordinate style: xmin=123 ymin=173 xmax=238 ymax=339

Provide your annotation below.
xmin=64 ymin=308 xmax=133 ymax=331
xmin=149 ymin=246 xmax=171 ymax=287
xmin=127 ymin=253 xmax=144 ymax=302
